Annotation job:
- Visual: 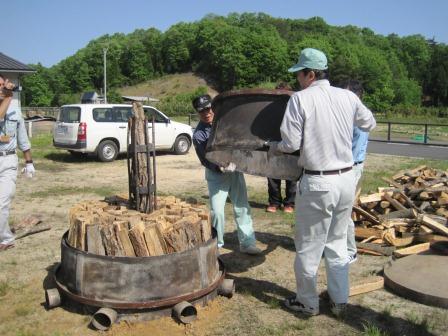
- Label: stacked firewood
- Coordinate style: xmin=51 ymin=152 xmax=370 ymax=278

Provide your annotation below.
xmin=353 ymin=166 xmax=448 ymax=257
xmin=67 ymin=195 xmax=212 ymax=257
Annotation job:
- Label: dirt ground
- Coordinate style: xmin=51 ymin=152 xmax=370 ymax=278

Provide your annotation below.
xmin=0 ymin=149 xmax=447 ymax=336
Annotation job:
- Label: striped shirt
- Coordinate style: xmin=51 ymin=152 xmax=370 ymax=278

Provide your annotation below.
xmin=277 ymin=80 xmax=376 ymax=171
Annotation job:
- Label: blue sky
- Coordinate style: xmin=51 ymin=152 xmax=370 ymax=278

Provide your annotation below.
xmin=4 ymin=0 xmax=447 ymax=67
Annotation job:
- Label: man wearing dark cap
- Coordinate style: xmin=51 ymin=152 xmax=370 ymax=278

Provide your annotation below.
xmin=192 ymin=94 xmax=261 ymax=255
xmin=268 ymin=48 xmax=376 ymax=317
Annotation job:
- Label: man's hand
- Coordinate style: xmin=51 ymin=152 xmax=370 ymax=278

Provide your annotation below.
xmin=21 ymin=163 xmax=35 ymax=178
xmin=220 ymin=162 xmax=236 ymax=173
xmin=1 ymin=79 xmax=15 ymax=97
xmin=266 ymin=141 xmax=282 ymax=158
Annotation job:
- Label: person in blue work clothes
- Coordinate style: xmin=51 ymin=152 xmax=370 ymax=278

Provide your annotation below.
xmin=340 ymin=80 xmax=369 ymax=264
xmin=0 ymin=74 xmax=35 ymax=251
xmin=192 ymin=94 xmax=261 ymax=255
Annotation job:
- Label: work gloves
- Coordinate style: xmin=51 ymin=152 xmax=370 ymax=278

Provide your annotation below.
xmin=220 ymin=162 xmax=236 ymax=173
xmin=21 ymin=163 xmax=36 ymax=178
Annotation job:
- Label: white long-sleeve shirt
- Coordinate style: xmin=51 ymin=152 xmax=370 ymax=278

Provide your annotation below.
xmin=277 ymin=80 xmax=376 ymax=171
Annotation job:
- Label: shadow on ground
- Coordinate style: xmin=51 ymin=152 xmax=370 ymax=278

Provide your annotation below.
xmin=229 ymin=274 xmax=437 ymax=335
xmin=219 ymin=231 xmax=294 ymax=273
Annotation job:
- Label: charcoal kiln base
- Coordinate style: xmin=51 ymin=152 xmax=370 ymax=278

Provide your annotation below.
xmin=47 ymin=231 xmax=231 ymax=329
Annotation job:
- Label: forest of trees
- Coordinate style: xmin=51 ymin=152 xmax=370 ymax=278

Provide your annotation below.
xmin=21 ymin=13 xmax=448 ymax=114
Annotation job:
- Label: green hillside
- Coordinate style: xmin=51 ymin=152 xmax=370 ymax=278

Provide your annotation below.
xmin=20 ymin=13 xmax=448 ymax=118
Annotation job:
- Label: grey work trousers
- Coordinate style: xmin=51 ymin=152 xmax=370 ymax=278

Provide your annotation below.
xmin=0 ymin=154 xmax=18 ymax=245
xmin=294 ymin=170 xmax=356 ymax=309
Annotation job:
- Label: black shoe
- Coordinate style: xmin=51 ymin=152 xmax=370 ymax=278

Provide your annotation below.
xmin=283 ymin=296 xmax=319 ymax=316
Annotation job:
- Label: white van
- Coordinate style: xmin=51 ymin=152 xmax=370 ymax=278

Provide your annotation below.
xmin=53 ymin=104 xmax=193 ymax=162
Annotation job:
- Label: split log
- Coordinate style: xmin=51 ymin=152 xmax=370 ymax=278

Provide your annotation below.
xmin=357 ymin=248 xmax=383 ymax=256
xmin=321 ymin=277 xmax=384 ymax=299
xmin=393 ymin=243 xmax=430 ymax=258
xmin=349 ymin=277 xmax=384 ymax=296
xmin=15 ymin=224 xmax=51 ymax=240
xmin=355 ymin=227 xmax=383 ymax=240
xmin=129 ymin=222 xmax=150 ymax=257
xmin=383 ymin=193 xmax=407 ymax=211
xmin=356 ymin=242 xmax=396 ymax=256
xmin=86 ymin=224 xmax=105 ymax=255
xmin=144 ymin=225 xmax=165 ymax=256
xmin=421 ymin=215 xmax=448 ymax=236
xmin=381 ymin=177 xmax=403 ymax=190
xmin=114 ymin=224 xmax=136 ymax=257
xmin=352 ymin=206 xmax=380 ymax=225
xmin=101 ymin=225 xmax=123 ymax=256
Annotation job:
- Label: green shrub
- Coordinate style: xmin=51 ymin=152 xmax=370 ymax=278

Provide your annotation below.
xmin=155 ymin=86 xmax=208 ymax=116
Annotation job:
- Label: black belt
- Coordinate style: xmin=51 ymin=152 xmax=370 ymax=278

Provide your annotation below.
xmin=354 ymin=161 xmax=364 ymax=166
xmin=0 ymin=150 xmax=16 ymax=156
xmin=304 ymin=167 xmax=352 ymax=175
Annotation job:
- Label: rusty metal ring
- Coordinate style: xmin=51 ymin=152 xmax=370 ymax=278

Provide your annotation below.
xmin=53 ymin=258 xmax=226 ymax=310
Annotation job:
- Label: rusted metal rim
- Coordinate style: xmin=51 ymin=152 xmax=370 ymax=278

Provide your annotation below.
xmin=212 ymin=88 xmax=293 ymax=102
xmin=60 ymin=231 xmax=216 ymax=262
xmin=53 ymin=259 xmax=226 ymax=310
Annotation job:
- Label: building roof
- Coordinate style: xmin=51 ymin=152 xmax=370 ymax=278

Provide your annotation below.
xmin=122 ymin=95 xmax=159 ymax=103
xmin=0 ymin=52 xmax=35 ymax=73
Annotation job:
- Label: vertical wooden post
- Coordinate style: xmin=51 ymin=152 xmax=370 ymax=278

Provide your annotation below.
xmin=127 ymin=102 xmax=156 ymax=213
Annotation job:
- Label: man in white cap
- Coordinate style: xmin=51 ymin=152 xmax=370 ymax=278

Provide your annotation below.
xmin=268 ymin=48 xmax=376 ymax=317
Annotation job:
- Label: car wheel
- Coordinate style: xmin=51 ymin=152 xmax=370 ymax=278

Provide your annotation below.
xmin=173 ymin=135 xmax=191 ymax=155
xmin=97 ymin=140 xmax=118 ymax=162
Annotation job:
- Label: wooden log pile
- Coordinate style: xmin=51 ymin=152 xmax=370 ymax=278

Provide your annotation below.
xmin=353 ymin=166 xmax=448 ymax=257
xmin=67 ymin=195 xmax=212 ymax=257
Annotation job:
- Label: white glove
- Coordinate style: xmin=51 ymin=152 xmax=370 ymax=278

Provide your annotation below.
xmin=267 ymin=141 xmax=282 ymax=158
xmin=220 ymin=162 xmax=236 ymax=173
xmin=21 ymin=163 xmax=35 ymax=178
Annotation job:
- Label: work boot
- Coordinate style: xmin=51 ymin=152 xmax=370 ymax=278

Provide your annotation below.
xmin=240 ymin=245 xmax=262 ymax=255
xmin=330 ymin=300 xmax=347 ymax=318
xmin=284 ymin=296 xmax=319 ymax=316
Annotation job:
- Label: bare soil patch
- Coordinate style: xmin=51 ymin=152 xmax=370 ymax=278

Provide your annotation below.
xmin=0 ymin=151 xmax=447 ymax=336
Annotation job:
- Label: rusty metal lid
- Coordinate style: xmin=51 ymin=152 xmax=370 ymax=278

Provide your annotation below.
xmin=206 ymin=89 xmax=300 ymax=180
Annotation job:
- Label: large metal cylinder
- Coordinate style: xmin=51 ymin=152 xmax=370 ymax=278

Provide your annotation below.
xmin=55 ymin=232 xmax=222 ymax=310
xmin=206 ymin=89 xmax=300 ymax=180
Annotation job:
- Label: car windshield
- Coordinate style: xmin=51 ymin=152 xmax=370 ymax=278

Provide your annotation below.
xmin=144 ymin=108 xmax=167 ymax=123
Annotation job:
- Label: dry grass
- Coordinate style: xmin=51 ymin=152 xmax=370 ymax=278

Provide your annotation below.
xmin=118 ymin=72 xmax=218 ymax=100
xmin=0 ymin=136 xmax=447 ymax=335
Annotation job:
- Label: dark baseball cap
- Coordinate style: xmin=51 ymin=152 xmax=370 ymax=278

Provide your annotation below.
xmin=192 ymin=94 xmax=212 ymax=112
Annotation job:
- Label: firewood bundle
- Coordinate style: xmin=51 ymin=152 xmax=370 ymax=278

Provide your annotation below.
xmin=353 ymin=166 xmax=448 ymax=256
xmin=67 ymin=195 xmax=212 ymax=257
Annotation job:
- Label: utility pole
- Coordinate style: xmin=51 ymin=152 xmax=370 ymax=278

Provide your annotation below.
xmin=103 ymin=48 xmax=108 ymax=103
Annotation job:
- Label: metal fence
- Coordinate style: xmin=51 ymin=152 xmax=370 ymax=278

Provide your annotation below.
xmin=370 ymin=121 xmax=448 ymax=147
xmin=22 ymin=106 xmax=60 ymax=119
xmin=21 ymin=107 xmax=448 ymax=147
